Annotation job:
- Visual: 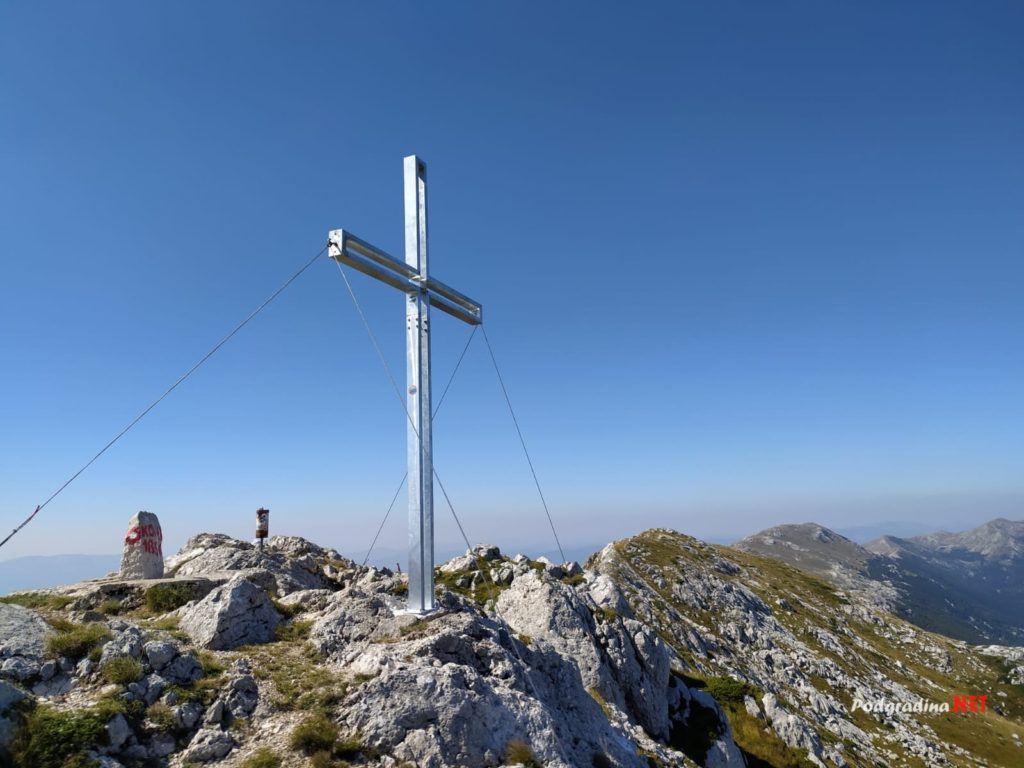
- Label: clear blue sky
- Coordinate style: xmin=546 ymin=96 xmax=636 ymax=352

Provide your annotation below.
xmin=2 ymin=2 xmax=1022 ymax=565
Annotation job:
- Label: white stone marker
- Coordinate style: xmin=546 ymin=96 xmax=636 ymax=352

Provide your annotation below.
xmin=120 ymin=510 xmax=164 ymax=579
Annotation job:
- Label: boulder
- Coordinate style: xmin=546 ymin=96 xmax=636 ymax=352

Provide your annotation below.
xmin=177 ymin=576 xmax=280 ymax=650
xmin=100 ymin=625 xmax=144 ymax=664
xmin=224 ymin=660 xmax=259 ymax=718
xmin=0 ymin=657 xmax=37 ymax=682
xmin=104 ymin=713 xmax=131 ymax=752
xmin=163 ymin=654 xmax=203 ymax=685
xmin=142 ymin=640 xmax=177 ymax=670
xmin=182 ymin=728 xmax=235 ymax=762
xmin=0 ymin=603 xmax=53 ymax=661
xmin=120 ymin=511 xmax=164 ymax=579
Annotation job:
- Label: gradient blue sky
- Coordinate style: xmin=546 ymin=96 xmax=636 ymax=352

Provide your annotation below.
xmin=2 ymin=2 xmax=1022 ymax=566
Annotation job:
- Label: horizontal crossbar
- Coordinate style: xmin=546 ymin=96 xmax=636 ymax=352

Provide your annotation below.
xmin=328 ymin=229 xmax=482 ymax=325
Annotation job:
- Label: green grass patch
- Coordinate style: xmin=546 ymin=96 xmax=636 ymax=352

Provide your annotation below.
xmin=244 ymin=643 xmax=344 ymax=713
xmin=594 ymin=606 xmax=618 ymax=623
xmin=720 ymin=699 xmax=818 ymax=768
xmin=100 ymin=655 xmax=143 ymax=685
xmin=308 ymin=752 xmax=335 ymax=768
xmin=588 ymin=686 xmax=614 ymax=719
xmin=504 ymin=739 xmax=541 ymax=768
xmin=435 ymin=567 xmax=505 ymax=606
xmin=240 ymin=747 xmax=281 ymax=768
xmin=274 ymin=619 xmax=312 ymax=642
xmin=164 ymin=677 xmax=221 ymax=706
xmin=334 ymin=733 xmax=368 ymax=759
xmin=98 ymin=598 xmax=123 ymax=615
xmin=237 ymin=747 xmax=279 ymax=768
xmin=270 ymin=598 xmax=303 ymax=619
xmin=45 ymin=623 xmax=109 ymax=660
xmin=196 ymin=650 xmax=226 ymax=677
xmin=8 ymin=701 xmax=110 ymax=768
xmin=144 ymin=582 xmax=194 ymax=613
xmin=145 ymin=702 xmax=177 ymax=732
xmin=46 ymin=615 xmax=77 ymax=633
xmin=0 ymin=593 xmax=73 ymax=610
xmin=289 ymin=712 xmax=338 ymax=755
xmin=705 ymin=676 xmax=753 ymax=705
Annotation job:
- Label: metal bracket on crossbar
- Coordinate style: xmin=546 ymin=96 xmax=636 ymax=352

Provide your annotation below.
xmin=328 ymin=230 xmax=482 ymax=326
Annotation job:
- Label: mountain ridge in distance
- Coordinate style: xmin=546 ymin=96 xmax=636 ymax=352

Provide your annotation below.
xmin=737 ymin=517 xmax=1024 ymax=645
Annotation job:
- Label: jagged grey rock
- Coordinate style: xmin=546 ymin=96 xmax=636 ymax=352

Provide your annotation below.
xmin=203 ymin=698 xmax=224 ymax=727
xmin=142 ymin=640 xmax=177 ymax=670
xmin=0 ymin=603 xmax=52 ymax=662
xmin=166 ymin=532 xmax=334 ymax=594
xmin=0 ymin=657 xmax=36 ymax=682
xmin=100 ymin=624 xmax=144 ymax=664
xmin=223 ymin=660 xmax=259 ymax=718
xmin=182 ymin=728 xmax=235 ymax=762
xmin=38 ymin=659 xmax=56 ymax=681
xmin=177 ymin=576 xmax=280 ymax=650
xmin=336 ymin=608 xmax=650 ymax=768
xmin=119 ymin=511 xmax=164 ymax=579
xmin=142 ymin=673 xmax=165 ymax=705
xmin=174 ymin=701 xmax=203 ymax=730
xmin=104 ymin=713 xmax=130 ymax=752
xmin=497 ymin=569 xmax=675 ymax=740
xmin=162 ymin=653 xmax=203 ymax=685
xmin=31 ymin=674 xmax=72 ymax=696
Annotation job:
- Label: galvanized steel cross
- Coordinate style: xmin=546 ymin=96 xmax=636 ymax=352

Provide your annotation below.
xmin=328 ymin=156 xmax=482 ymax=614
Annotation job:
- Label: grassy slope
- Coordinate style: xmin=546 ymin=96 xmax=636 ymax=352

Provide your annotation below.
xmin=609 ymin=530 xmax=1024 ymax=768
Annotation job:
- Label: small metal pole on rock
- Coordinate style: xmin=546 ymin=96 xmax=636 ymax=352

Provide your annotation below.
xmin=256 ymin=507 xmax=270 ymax=551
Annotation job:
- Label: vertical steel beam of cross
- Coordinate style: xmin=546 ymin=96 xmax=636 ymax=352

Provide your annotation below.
xmin=404 ymin=155 xmax=434 ymax=613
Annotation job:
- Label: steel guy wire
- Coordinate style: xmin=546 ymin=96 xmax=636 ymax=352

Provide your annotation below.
xmin=1 ymin=244 xmax=328 ymax=550
xmin=480 ymin=324 xmax=566 ymax=563
xmin=358 ymin=321 xmax=477 ymax=569
xmin=333 ymin=260 xmax=479 ymax=560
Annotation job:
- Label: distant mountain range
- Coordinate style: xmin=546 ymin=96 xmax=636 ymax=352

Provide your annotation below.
xmin=0 ymin=553 xmax=118 ymax=593
xmin=736 ymin=517 xmax=1024 ymax=644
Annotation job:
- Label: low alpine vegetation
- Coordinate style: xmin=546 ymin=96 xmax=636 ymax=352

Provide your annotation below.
xmin=100 ymin=655 xmax=143 ymax=685
xmin=45 ymin=623 xmax=109 ymax=660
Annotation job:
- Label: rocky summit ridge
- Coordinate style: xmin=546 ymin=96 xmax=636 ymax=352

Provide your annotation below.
xmin=1 ymin=528 xmax=1022 ymax=768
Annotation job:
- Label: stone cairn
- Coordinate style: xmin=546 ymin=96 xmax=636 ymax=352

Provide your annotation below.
xmin=120 ymin=510 xmax=164 ymax=579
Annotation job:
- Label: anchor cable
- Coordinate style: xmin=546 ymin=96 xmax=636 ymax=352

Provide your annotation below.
xmin=0 ymin=244 xmax=328 ymax=551
xmin=333 ymin=260 xmax=479 ymax=565
xmin=358 ymin=326 xmax=478 ymax=567
xmin=480 ymin=324 xmax=566 ymax=563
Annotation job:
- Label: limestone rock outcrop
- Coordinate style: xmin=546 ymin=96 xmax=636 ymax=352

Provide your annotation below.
xmin=176 ymin=576 xmax=280 ymax=650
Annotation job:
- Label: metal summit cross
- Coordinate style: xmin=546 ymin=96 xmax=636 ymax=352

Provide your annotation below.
xmin=328 ymin=156 xmax=482 ymax=614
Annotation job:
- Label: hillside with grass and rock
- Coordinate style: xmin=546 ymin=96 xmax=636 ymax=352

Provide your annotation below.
xmin=1 ymin=529 xmax=1022 ymax=768
xmin=737 ymin=519 xmax=1024 ymax=645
